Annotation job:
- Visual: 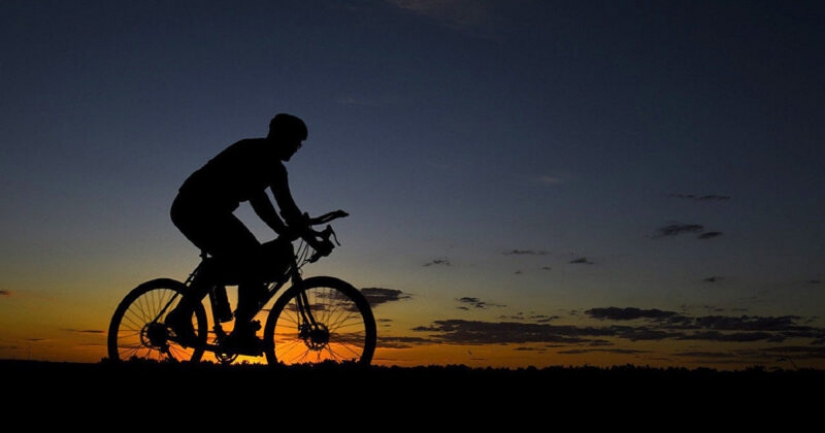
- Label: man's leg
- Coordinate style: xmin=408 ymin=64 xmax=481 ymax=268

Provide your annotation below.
xmin=171 ymin=200 xmax=265 ymax=348
xmin=165 ymin=198 xmax=218 ymax=345
xmin=234 ymin=282 xmax=266 ymax=327
xmin=231 ymin=243 xmax=268 ymax=341
xmin=199 ymin=215 xmax=265 ymax=338
xmin=168 ymin=196 xmax=215 ymax=319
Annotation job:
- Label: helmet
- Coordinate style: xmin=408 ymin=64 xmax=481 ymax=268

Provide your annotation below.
xmin=269 ymin=113 xmax=308 ymax=141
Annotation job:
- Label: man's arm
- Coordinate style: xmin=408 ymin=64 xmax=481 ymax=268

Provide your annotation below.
xmin=265 ymin=163 xmax=334 ymax=255
xmin=249 ymin=191 xmax=288 ymax=235
xmin=270 ymin=177 xmax=333 ymax=256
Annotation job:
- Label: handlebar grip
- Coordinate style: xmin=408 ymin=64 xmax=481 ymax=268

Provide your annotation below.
xmin=310 ymin=210 xmax=349 ymax=225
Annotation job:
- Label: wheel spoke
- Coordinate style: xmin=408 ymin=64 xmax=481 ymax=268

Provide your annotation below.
xmin=264 ymin=276 xmax=376 ymax=366
xmin=108 ymin=279 xmax=207 ymax=364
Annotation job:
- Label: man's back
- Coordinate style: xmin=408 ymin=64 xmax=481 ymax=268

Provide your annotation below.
xmin=178 ymin=138 xmax=287 ymax=211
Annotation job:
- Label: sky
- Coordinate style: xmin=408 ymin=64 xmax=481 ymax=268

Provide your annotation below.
xmin=1 ymin=0 xmax=824 ymax=371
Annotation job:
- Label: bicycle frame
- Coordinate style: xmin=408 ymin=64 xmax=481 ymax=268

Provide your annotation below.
xmin=166 ymin=229 xmax=332 ymax=356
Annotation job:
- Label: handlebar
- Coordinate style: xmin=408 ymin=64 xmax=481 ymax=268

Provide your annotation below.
xmin=303 ymin=210 xmax=348 ymax=263
xmin=306 ymin=209 xmax=349 ymax=226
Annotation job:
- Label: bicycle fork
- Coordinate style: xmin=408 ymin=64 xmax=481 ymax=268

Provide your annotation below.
xmin=295 ymin=285 xmax=330 ymax=349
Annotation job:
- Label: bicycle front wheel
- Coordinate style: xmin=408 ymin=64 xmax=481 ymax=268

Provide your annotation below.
xmin=107 ymin=278 xmax=208 ymax=363
xmin=263 ymin=276 xmax=376 ymax=367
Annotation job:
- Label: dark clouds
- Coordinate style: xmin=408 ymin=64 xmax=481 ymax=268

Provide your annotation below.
xmin=423 ymin=258 xmax=451 ymax=267
xmin=653 ymin=223 xmax=705 ymax=238
xmin=413 ymin=310 xmax=824 ymax=344
xmin=456 ymin=297 xmax=503 ymax=310
xmin=586 ymin=307 xmax=677 ymax=321
xmin=361 ymin=287 xmax=411 ymax=307
xmin=383 ymin=300 xmax=825 ymax=367
xmin=569 ymin=257 xmax=595 ymax=265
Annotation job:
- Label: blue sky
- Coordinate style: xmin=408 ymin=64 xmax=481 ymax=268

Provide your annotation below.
xmin=1 ymin=0 xmax=824 ymax=369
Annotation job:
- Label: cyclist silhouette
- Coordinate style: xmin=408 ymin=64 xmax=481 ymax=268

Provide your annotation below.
xmin=165 ymin=113 xmax=333 ymax=352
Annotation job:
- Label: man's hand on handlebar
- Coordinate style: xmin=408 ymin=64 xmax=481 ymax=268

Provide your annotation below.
xmin=298 ymin=210 xmax=347 ymax=261
xmin=313 ymin=236 xmax=335 ymax=257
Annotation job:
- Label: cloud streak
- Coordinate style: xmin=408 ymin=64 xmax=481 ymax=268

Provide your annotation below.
xmin=503 ymin=249 xmax=549 ymax=256
xmin=569 ymin=257 xmax=595 ymax=265
xmin=385 ymin=0 xmax=498 ymax=31
xmin=653 ymin=223 xmax=722 ymax=239
xmin=669 ymin=193 xmax=731 ymax=201
xmin=390 ymin=303 xmax=825 ymax=367
xmin=412 ymin=310 xmax=824 ymax=345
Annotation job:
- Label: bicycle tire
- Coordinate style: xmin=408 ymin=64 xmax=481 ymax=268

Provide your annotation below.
xmin=107 ymin=278 xmax=208 ymax=363
xmin=263 ymin=276 xmax=377 ymax=366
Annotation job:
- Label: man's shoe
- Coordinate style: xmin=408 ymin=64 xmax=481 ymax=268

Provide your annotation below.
xmin=222 ymin=323 xmax=263 ymax=355
xmin=165 ymin=307 xmax=197 ymax=347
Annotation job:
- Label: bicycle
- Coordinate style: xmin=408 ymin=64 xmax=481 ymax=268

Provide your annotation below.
xmin=107 ymin=210 xmax=377 ymax=367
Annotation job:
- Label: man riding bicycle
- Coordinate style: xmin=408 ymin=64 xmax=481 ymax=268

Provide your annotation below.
xmin=165 ymin=113 xmax=333 ymax=352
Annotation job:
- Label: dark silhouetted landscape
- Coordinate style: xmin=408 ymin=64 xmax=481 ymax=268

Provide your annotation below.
xmin=4 ymin=358 xmax=822 ymax=421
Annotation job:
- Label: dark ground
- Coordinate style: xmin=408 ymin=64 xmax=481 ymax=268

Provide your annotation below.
xmin=3 ymin=359 xmax=821 ymax=423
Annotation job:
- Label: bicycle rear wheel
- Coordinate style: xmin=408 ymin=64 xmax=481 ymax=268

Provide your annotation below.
xmin=107 ymin=278 xmax=208 ymax=363
xmin=263 ymin=276 xmax=376 ymax=366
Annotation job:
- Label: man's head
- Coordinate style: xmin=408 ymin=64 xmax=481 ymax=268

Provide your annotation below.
xmin=268 ymin=113 xmax=307 ymax=161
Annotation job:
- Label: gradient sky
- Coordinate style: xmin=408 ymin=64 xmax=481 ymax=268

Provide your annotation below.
xmin=2 ymin=0 xmax=824 ymax=370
